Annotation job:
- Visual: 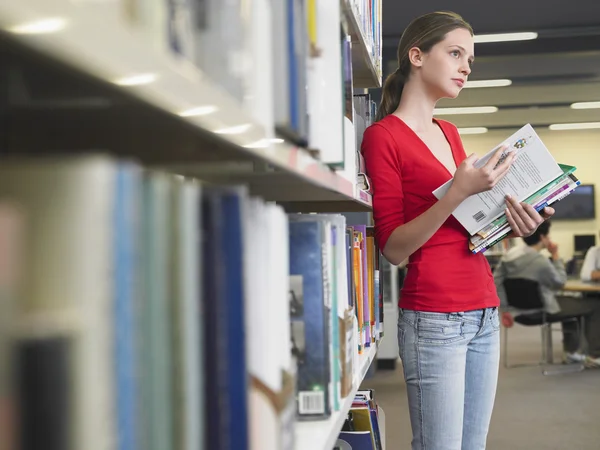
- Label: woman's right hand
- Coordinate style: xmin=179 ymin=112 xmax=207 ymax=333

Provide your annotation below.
xmin=450 ymin=146 xmax=515 ymax=200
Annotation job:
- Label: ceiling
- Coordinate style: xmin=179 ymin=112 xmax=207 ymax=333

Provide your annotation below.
xmin=380 ymin=0 xmax=600 ymax=132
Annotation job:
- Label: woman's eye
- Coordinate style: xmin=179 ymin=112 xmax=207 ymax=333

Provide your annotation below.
xmin=451 ymin=50 xmax=460 ymax=58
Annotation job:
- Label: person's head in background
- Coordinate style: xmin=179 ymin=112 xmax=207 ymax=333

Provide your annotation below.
xmin=376 ymin=11 xmax=474 ymax=121
xmin=523 ymin=220 xmax=552 ymax=250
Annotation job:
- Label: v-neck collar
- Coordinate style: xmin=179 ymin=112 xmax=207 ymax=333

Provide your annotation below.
xmin=389 ymin=115 xmax=459 ymax=178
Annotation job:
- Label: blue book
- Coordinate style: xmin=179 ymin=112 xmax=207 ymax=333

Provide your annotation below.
xmin=202 ymin=187 xmax=249 ymax=450
xmin=219 ymin=188 xmax=249 ymax=450
xmin=113 ymin=163 xmax=142 ymax=450
xmin=201 ymin=190 xmax=225 ymax=450
xmin=289 ymin=220 xmax=331 ymax=419
xmin=336 ymin=432 xmax=375 ymax=450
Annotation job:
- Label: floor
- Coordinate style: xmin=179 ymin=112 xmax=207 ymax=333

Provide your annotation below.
xmin=362 ymin=324 xmax=600 ymax=449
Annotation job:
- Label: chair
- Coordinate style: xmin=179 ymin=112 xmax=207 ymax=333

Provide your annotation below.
xmin=502 ymin=278 xmax=590 ymax=375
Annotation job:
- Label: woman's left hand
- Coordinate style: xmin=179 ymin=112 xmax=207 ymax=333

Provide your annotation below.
xmin=505 ymin=194 xmax=555 ymax=238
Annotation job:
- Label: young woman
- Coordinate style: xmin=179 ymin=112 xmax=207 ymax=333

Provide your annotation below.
xmin=361 ymin=11 xmax=554 ymax=450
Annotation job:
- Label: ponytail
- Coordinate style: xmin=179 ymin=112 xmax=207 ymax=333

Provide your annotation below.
xmin=375 ymin=68 xmax=405 ymax=122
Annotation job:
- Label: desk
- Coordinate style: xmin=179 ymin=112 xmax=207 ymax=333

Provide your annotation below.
xmin=545 ymin=280 xmax=600 ymax=365
xmin=562 ymin=280 xmax=600 ymax=294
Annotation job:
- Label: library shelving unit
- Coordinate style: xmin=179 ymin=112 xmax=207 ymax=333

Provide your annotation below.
xmin=342 ymin=0 xmax=382 ymax=89
xmin=0 ymin=0 xmax=383 ymax=448
xmin=295 ymin=344 xmax=378 ymax=450
xmin=0 ymin=0 xmax=377 ymax=212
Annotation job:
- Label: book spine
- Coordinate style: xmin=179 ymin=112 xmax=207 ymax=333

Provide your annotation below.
xmin=474 ymin=183 xmax=579 ymax=254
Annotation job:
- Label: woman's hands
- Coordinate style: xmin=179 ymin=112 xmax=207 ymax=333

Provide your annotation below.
xmin=448 ymin=145 xmax=555 ymax=238
xmin=449 ymin=146 xmax=515 ymax=200
xmin=505 ymin=195 xmax=555 ymax=238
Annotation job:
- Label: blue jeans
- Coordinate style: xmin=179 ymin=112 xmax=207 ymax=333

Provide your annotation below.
xmin=397 ymin=307 xmax=500 ymax=450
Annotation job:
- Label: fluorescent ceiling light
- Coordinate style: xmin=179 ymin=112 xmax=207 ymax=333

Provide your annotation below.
xmin=474 ymin=32 xmax=538 ymax=43
xmin=434 ymin=106 xmax=498 ymax=115
xmin=114 ymin=73 xmax=157 ymax=86
xmin=464 ymin=79 xmax=512 ymax=88
xmin=458 ymin=127 xmax=488 ymax=135
xmin=570 ymin=101 xmax=600 ymax=110
xmin=8 ymin=17 xmax=67 ymax=34
xmin=549 ymin=122 xmax=600 ymax=131
xmin=214 ymin=124 xmax=252 ymax=135
xmin=179 ymin=106 xmax=218 ymax=117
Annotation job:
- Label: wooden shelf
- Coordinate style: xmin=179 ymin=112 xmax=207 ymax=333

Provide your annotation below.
xmin=294 ymin=344 xmax=378 ymax=450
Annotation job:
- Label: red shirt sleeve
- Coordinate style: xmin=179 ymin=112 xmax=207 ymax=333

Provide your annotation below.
xmin=361 ymin=123 xmax=404 ymax=251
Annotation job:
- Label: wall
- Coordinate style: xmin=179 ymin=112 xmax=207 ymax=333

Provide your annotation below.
xmin=460 ymin=128 xmax=600 ymax=260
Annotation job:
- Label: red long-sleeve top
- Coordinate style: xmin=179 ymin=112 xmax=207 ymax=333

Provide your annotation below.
xmin=361 ymin=115 xmax=499 ymax=312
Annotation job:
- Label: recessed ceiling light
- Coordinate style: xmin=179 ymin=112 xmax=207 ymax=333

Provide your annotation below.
xmin=434 ymin=106 xmax=498 ymax=115
xmin=549 ymin=122 xmax=600 ymax=131
xmin=8 ymin=17 xmax=67 ymax=34
xmin=114 ymin=73 xmax=157 ymax=86
xmin=473 ymin=32 xmax=538 ymax=44
xmin=464 ymin=79 xmax=512 ymax=88
xmin=570 ymin=101 xmax=600 ymax=110
xmin=214 ymin=124 xmax=252 ymax=135
xmin=179 ymin=106 xmax=218 ymax=117
xmin=458 ymin=127 xmax=488 ymax=135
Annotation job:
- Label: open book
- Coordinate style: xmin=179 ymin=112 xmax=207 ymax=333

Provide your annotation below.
xmin=433 ymin=124 xmax=579 ymax=254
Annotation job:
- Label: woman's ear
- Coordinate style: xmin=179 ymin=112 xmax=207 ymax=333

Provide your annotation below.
xmin=408 ymin=47 xmax=424 ymax=68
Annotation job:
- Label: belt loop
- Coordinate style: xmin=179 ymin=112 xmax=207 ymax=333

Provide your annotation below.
xmin=480 ymin=308 xmax=488 ymax=327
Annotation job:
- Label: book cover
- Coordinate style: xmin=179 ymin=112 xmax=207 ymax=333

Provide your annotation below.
xmin=114 ymin=164 xmax=142 ymax=450
xmin=289 ymin=220 xmax=331 ymax=419
xmin=141 ymin=172 xmax=173 ymax=450
xmin=219 ymin=187 xmax=250 ymax=450
xmin=201 ymin=189 xmax=226 ymax=450
xmin=433 ymin=124 xmax=563 ymax=235
xmin=336 ymin=432 xmax=375 ymax=450
xmin=170 ymin=178 xmax=203 ymax=450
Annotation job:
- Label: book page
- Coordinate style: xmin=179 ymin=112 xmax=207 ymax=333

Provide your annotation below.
xmin=433 ymin=124 xmax=562 ymax=235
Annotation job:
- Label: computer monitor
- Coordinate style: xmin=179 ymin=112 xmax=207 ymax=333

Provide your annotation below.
xmin=574 ymin=234 xmax=596 ymax=256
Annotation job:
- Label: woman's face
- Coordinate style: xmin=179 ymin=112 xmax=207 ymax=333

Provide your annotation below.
xmin=417 ymin=28 xmax=474 ymax=100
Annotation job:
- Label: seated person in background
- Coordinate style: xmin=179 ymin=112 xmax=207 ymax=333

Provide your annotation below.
xmin=494 ymin=221 xmax=600 ymax=367
xmin=580 ymin=232 xmax=600 ymax=282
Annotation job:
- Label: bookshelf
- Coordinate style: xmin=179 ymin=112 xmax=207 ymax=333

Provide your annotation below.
xmin=0 ymin=0 xmax=373 ymax=212
xmin=295 ymin=344 xmax=378 ymax=450
xmin=341 ymin=0 xmax=383 ymax=88
xmin=0 ymin=1 xmax=384 ymax=449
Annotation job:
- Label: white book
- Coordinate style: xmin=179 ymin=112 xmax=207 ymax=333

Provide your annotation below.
xmin=308 ymin=0 xmax=344 ymax=164
xmin=433 ymin=124 xmax=562 ymax=235
xmin=245 ymin=0 xmax=275 ymax=139
xmin=0 ymin=156 xmax=118 ymax=450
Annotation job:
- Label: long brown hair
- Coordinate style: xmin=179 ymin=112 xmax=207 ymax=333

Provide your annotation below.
xmin=375 ymin=11 xmax=473 ymax=122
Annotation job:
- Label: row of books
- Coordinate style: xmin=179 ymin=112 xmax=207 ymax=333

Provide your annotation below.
xmin=334 ymin=390 xmax=385 ymax=450
xmin=290 ymin=215 xmax=384 ymax=421
xmin=0 ymin=155 xmax=385 ymax=449
xmin=346 ymin=0 xmax=383 ymax=77
xmin=123 ymin=1 xmax=382 ymax=184
xmin=469 ymin=164 xmax=579 ymax=253
xmin=353 ymin=93 xmax=377 ymax=192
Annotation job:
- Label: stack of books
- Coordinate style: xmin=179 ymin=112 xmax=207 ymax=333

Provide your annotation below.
xmin=433 ymin=124 xmax=579 ymax=254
